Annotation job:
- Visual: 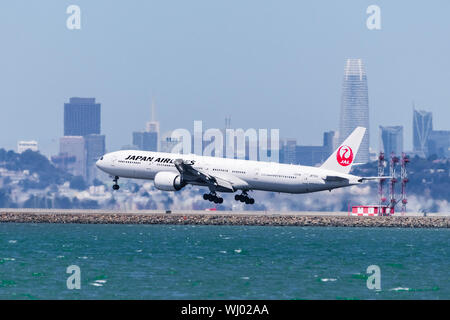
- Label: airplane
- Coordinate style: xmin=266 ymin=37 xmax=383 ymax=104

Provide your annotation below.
xmin=96 ymin=127 xmax=377 ymax=204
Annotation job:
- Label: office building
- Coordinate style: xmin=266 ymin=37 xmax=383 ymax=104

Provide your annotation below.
xmin=413 ymin=109 xmax=433 ymax=157
xmin=133 ymin=131 xmax=158 ymax=151
xmin=58 ymin=136 xmax=86 ymax=178
xmin=17 ymin=140 xmax=38 ymax=154
xmin=283 ymin=139 xmax=297 ymax=164
xmin=85 ymin=134 xmax=106 ymax=183
xmin=160 ymin=131 xmax=181 ymax=153
xmin=339 ymin=59 xmax=370 ymax=163
xmin=64 ymin=97 xmax=101 ymax=136
xmin=57 ymin=97 xmax=105 ymax=183
xmin=379 ymin=126 xmax=403 ymax=156
xmin=323 ymin=131 xmax=336 ymax=154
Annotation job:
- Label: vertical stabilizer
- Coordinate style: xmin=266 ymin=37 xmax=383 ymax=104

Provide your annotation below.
xmin=321 ymin=127 xmax=366 ymax=174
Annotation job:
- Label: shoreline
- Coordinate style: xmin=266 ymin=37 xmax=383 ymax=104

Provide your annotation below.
xmin=0 ymin=210 xmax=449 ymax=228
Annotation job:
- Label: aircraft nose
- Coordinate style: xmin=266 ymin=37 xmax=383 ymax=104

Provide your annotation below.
xmin=96 ymin=156 xmax=105 ymax=169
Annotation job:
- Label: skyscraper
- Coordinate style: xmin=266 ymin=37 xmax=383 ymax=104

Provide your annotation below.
xmin=57 ymin=97 xmax=105 ymax=183
xmin=323 ymin=131 xmax=335 ymax=154
xmin=64 ymin=98 xmax=101 ymax=136
xmin=379 ymin=126 xmax=403 ymax=156
xmin=85 ymin=134 xmax=106 ymax=183
xmin=413 ymin=108 xmax=433 ymax=157
xmin=339 ymin=59 xmax=370 ymax=163
xmin=58 ymin=136 xmax=86 ymax=178
xmin=283 ymin=139 xmax=297 ymax=164
xmin=132 ymin=131 xmax=158 ymax=151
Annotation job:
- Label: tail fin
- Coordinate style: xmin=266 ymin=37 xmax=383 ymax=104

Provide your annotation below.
xmin=321 ymin=127 xmax=366 ymax=174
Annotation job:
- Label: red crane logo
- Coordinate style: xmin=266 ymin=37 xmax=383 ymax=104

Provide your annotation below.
xmin=336 ymin=145 xmax=354 ymax=167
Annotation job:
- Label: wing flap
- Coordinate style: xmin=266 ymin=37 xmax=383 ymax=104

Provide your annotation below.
xmin=174 ymin=159 xmax=236 ymax=192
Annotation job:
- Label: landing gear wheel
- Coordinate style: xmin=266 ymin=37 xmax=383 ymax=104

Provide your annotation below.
xmin=235 ymin=192 xmax=254 ymax=204
xmin=203 ymin=192 xmax=223 ymax=204
xmin=112 ymin=176 xmax=120 ymax=191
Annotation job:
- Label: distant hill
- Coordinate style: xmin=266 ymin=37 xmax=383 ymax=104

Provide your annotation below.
xmin=0 ymin=149 xmax=71 ymax=190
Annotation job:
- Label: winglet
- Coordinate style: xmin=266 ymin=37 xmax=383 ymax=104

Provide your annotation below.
xmin=320 ymin=127 xmax=366 ymax=174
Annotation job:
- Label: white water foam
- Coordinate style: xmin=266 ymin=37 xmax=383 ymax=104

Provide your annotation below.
xmin=389 ymin=287 xmax=411 ymax=291
xmin=320 ymin=278 xmax=337 ymax=282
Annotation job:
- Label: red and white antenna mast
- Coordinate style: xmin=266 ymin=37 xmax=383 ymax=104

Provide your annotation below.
xmin=389 ymin=152 xmax=400 ymax=214
xmin=401 ymin=153 xmax=410 ymax=215
xmin=378 ymin=152 xmax=387 ymax=208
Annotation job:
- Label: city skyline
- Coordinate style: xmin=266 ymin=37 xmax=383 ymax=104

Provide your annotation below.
xmin=1 ymin=1 xmax=450 ymax=156
xmin=11 ymin=96 xmax=450 ymax=163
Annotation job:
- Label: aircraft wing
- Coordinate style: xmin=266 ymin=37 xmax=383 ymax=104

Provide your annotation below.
xmin=174 ymin=159 xmax=236 ymax=192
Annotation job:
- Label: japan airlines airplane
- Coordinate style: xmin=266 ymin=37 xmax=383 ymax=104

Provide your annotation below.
xmin=96 ymin=127 xmax=375 ymax=204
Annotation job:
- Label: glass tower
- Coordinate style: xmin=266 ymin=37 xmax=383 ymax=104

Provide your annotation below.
xmin=413 ymin=109 xmax=433 ymax=157
xmin=64 ymin=97 xmax=101 ymax=136
xmin=379 ymin=126 xmax=403 ymax=156
xmin=339 ymin=59 xmax=370 ymax=163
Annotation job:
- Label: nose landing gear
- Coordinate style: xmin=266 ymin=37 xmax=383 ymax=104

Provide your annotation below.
xmin=234 ymin=192 xmax=254 ymax=204
xmin=112 ymin=176 xmax=120 ymax=190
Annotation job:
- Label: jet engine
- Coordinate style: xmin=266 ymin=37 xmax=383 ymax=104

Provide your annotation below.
xmin=154 ymin=171 xmax=185 ymax=191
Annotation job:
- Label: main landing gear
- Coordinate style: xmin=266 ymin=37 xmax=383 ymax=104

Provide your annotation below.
xmin=112 ymin=176 xmax=120 ymax=190
xmin=203 ymin=192 xmax=223 ymax=204
xmin=235 ymin=192 xmax=255 ymax=205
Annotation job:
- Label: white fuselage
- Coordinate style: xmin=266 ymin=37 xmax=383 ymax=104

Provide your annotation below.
xmin=96 ymin=150 xmax=362 ymax=194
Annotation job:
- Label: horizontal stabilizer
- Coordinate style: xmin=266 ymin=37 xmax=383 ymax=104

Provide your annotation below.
xmin=358 ymin=176 xmax=392 ymax=181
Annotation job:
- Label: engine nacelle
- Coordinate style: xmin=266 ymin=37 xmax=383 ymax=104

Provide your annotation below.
xmin=154 ymin=171 xmax=185 ymax=191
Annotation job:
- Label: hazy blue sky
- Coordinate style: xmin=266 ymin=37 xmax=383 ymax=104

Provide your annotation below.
xmin=0 ymin=0 xmax=449 ymax=156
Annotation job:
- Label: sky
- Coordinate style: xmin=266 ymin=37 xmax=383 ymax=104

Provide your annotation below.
xmin=0 ymin=0 xmax=449 ymax=156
